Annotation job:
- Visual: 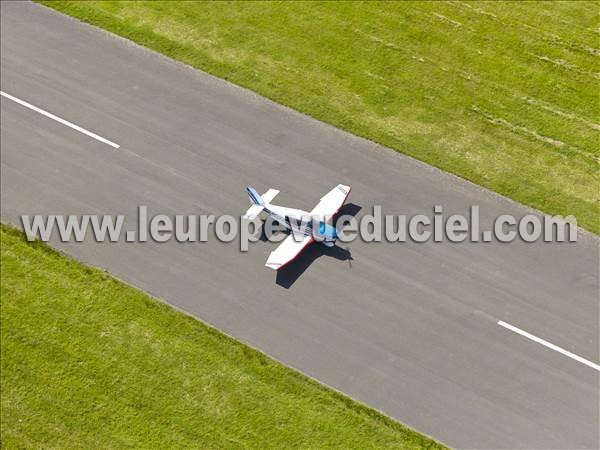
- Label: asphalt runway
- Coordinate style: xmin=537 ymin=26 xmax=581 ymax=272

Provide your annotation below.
xmin=1 ymin=3 xmax=598 ymax=448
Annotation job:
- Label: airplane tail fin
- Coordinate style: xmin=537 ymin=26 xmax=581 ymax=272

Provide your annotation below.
xmin=244 ymin=186 xmax=265 ymax=220
xmin=246 ymin=186 xmax=264 ymax=206
xmin=243 ymin=187 xmax=280 ymax=220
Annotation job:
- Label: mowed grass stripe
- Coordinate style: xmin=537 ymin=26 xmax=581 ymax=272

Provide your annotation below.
xmin=40 ymin=1 xmax=600 ymax=233
xmin=0 ymin=224 xmax=444 ymax=449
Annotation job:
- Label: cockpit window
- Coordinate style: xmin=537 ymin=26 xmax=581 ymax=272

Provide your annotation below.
xmin=319 ymin=222 xmax=326 ymax=234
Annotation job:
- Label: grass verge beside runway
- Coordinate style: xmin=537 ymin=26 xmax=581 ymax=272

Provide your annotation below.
xmin=0 ymin=224 xmax=443 ymax=449
xmin=40 ymin=1 xmax=599 ymax=233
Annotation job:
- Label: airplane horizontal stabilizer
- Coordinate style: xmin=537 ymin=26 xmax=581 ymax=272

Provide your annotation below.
xmin=243 ymin=204 xmax=264 ymax=220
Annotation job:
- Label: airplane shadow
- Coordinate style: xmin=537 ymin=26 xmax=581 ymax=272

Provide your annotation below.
xmin=275 ymin=202 xmax=362 ymax=289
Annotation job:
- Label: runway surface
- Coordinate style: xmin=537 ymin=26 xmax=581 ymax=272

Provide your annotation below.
xmin=1 ymin=3 xmax=598 ymax=448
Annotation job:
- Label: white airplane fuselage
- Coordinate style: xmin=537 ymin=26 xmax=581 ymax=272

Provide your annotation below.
xmin=244 ymin=185 xmax=351 ymax=269
xmin=262 ymin=203 xmax=337 ymax=246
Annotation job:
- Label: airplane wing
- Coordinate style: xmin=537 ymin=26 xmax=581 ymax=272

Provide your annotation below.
xmin=265 ymin=233 xmax=313 ymax=270
xmin=310 ymin=184 xmax=351 ymax=223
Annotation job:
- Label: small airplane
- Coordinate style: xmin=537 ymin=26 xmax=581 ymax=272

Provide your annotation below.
xmin=243 ymin=184 xmax=351 ymax=270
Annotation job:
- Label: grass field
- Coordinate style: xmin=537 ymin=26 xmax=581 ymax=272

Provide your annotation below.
xmin=41 ymin=1 xmax=600 ymax=233
xmin=0 ymin=224 xmax=443 ymax=449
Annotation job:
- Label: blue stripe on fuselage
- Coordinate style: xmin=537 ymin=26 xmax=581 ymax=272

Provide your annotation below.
xmin=264 ymin=209 xmax=336 ymax=240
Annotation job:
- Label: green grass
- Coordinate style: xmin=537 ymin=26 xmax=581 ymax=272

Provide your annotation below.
xmin=0 ymin=223 xmax=443 ymax=449
xmin=40 ymin=1 xmax=600 ymax=233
